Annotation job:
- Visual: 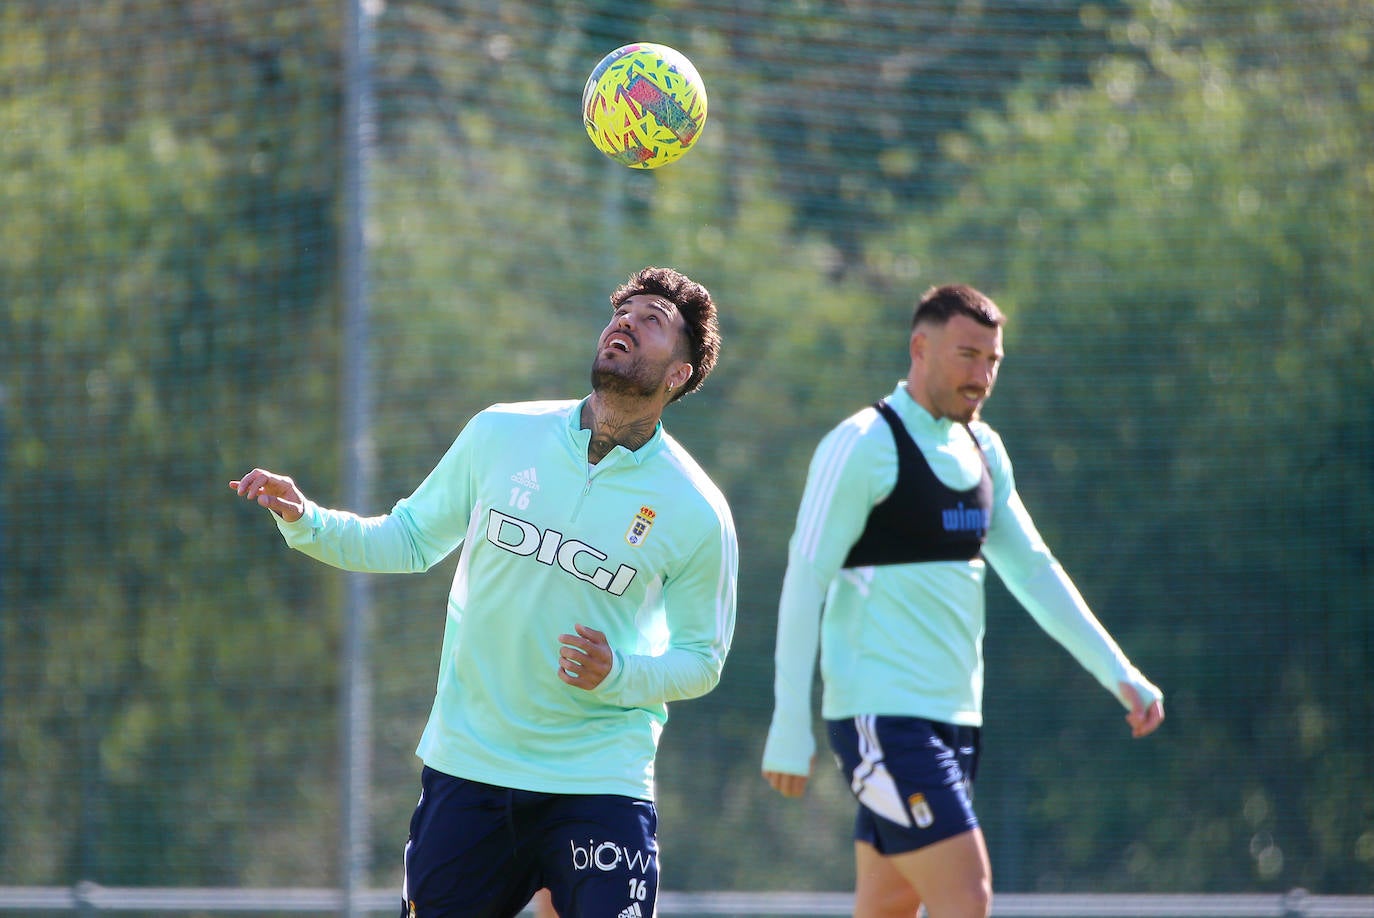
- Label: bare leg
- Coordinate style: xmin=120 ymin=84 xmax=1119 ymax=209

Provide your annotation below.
xmin=527 ymin=888 xmax=558 ymax=918
xmin=854 ymin=841 xmax=922 ymax=917
xmin=855 ymin=829 xmax=992 ymax=918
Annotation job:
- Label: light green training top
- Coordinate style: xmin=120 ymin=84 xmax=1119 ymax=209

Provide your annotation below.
xmin=276 ymin=398 xmax=738 ymax=801
xmin=762 ymin=382 xmax=1161 ymax=777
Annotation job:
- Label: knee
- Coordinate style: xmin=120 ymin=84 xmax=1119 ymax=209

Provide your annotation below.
xmin=877 ymin=884 xmax=922 ymax=917
xmin=959 ymin=879 xmax=992 ymax=918
xmin=854 ymin=870 xmax=921 ymax=917
xmin=925 ymin=878 xmax=991 ymax=918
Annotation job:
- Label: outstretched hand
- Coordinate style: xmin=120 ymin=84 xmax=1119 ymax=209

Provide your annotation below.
xmin=1119 ymin=681 xmax=1165 ymax=738
xmin=229 ymin=468 xmax=306 ymax=522
xmin=557 ymin=623 xmax=613 ymax=691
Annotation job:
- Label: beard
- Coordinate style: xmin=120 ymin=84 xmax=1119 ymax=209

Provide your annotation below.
xmin=590 ymin=354 xmax=663 ymax=399
xmin=934 ymin=398 xmax=979 ymax=423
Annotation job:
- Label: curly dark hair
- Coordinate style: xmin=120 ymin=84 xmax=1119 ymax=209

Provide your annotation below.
xmin=611 ymin=266 xmax=721 ymax=402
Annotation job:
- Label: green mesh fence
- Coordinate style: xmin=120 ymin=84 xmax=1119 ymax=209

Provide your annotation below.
xmin=2 ymin=0 xmax=1371 ymax=903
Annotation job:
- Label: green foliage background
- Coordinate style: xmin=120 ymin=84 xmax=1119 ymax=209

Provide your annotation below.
xmin=2 ymin=0 xmax=1371 ymax=898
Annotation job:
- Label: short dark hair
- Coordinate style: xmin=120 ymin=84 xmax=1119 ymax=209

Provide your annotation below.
xmin=912 ymin=284 xmax=1006 ymax=331
xmin=611 ymin=266 xmax=721 ymax=402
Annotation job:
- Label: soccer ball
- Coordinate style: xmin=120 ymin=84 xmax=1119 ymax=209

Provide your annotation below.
xmin=582 ymin=43 xmax=708 ymax=169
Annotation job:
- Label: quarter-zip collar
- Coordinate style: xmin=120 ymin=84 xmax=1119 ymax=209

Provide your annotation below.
xmin=889 ymin=381 xmax=960 ymax=436
xmin=565 ymin=396 xmax=667 ymax=469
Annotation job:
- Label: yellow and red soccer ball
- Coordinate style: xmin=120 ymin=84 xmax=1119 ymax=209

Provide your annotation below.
xmin=582 ymin=43 xmax=708 ymax=169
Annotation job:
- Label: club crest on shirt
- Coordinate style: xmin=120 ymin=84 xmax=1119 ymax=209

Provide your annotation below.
xmin=625 ymin=506 xmax=656 ymax=547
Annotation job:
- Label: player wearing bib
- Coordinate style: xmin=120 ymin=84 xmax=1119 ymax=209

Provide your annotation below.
xmin=761 ymin=284 xmax=1163 ymax=918
xmin=232 ymin=267 xmax=736 ymax=918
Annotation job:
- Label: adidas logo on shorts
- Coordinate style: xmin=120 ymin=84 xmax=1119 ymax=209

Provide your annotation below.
xmin=617 ymin=903 xmax=643 ymax=918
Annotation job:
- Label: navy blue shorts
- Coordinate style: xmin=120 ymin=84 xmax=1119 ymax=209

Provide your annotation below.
xmin=400 ymin=767 xmax=658 ymax=918
xmin=826 ymin=716 xmax=981 ymax=855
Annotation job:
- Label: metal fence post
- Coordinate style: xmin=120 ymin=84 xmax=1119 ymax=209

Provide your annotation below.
xmin=340 ymin=0 xmax=377 ymax=915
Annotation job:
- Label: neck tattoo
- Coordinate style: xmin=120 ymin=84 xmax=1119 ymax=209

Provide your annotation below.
xmin=584 ymin=404 xmax=658 ymax=464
